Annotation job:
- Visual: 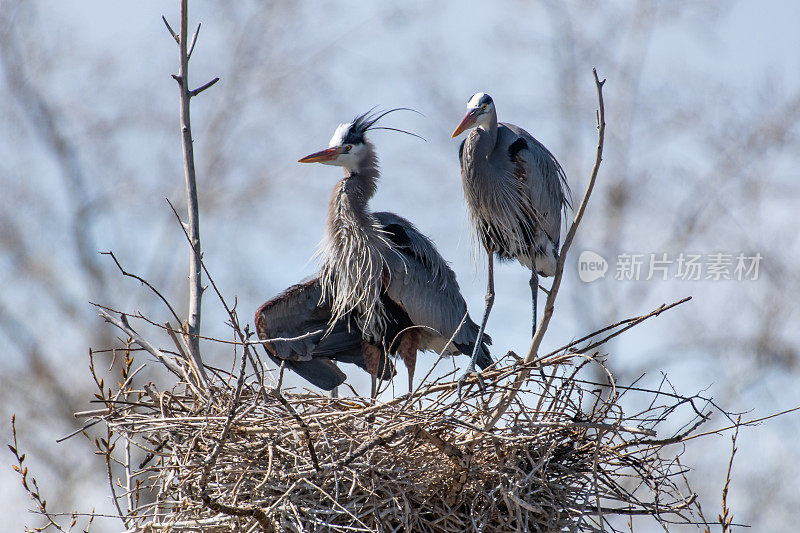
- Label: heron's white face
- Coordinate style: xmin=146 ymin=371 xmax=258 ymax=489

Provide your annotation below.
xmin=466 ymin=92 xmax=495 ymax=128
xmin=452 ymin=92 xmax=495 ymax=137
xmin=298 ymin=122 xmax=370 ymax=170
xmin=322 ymin=141 xmax=368 ymax=170
xmin=324 ymin=123 xmax=368 ymax=169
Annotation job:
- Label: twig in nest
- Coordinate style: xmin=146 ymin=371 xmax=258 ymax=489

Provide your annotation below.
xmin=98 ymin=309 xmax=185 ymax=381
xmin=270 ymin=388 xmax=321 ymax=472
xmin=198 ymin=336 xmax=276 ymax=532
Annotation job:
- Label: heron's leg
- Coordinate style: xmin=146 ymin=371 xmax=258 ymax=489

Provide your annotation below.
xmin=277 ymin=360 xmax=286 ymax=391
xmin=330 ymin=386 xmax=338 ymax=399
xmin=398 ymin=330 xmax=420 ymax=394
xmin=458 ymin=252 xmax=494 ymax=396
xmin=529 ymin=269 xmax=549 ymax=382
xmin=362 ymin=340 xmax=385 ymax=400
xmin=529 ymin=270 xmax=539 ymax=338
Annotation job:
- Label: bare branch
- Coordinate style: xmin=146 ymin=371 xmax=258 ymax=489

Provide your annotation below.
xmin=9 ymin=415 xmax=71 ymax=532
xmin=100 ymin=424 xmax=128 ymax=527
xmin=98 ymin=309 xmax=185 ymax=380
xmin=166 ymin=198 xmax=269 ymax=388
xmin=568 ymin=296 xmax=692 ymax=356
xmin=101 ymin=251 xmax=183 ymax=328
xmin=190 ymin=77 xmax=220 ymax=98
xmin=171 ymin=0 xmax=210 ymax=384
xmin=187 ymin=22 xmax=201 ymax=60
xmin=161 ymin=15 xmax=179 ymax=44
xmin=165 ymin=321 xmax=191 ymax=361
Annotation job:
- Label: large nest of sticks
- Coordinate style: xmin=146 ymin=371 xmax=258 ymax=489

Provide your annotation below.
xmin=85 ymin=298 xmax=714 ymax=533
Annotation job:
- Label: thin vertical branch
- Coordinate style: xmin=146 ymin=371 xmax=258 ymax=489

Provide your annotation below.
xmin=718 ymin=417 xmax=740 ymax=532
xmin=178 ymin=0 xmax=203 ymax=373
xmin=484 ymin=68 xmax=606 ymax=431
xmin=165 ymin=0 xmax=217 ymax=387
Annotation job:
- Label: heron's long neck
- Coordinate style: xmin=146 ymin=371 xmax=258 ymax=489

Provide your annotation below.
xmin=481 ymin=112 xmax=499 ymax=147
xmin=463 ymin=117 xmax=498 ymax=183
xmin=321 ymin=149 xmax=387 ymax=337
xmin=326 ymin=153 xmax=380 ymax=240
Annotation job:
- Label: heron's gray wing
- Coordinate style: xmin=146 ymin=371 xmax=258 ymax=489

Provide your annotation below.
xmin=256 ymin=278 xmax=328 ymax=361
xmin=496 ymin=123 xmax=571 ymax=245
xmin=373 ymin=212 xmax=492 ymax=369
xmin=255 ymin=277 xmax=363 ymax=390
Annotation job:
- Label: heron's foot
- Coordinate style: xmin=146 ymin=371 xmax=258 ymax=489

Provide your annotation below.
xmin=456 ymin=366 xmax=486 ymax=399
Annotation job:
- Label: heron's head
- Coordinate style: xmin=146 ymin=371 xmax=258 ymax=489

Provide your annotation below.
xmin=451 ymin=93 xmax=495 ymax=137
xmin=298 ymin=118 xmax=371 ymax=170
xmin=299 ymin=108 xmax=423 ymax=171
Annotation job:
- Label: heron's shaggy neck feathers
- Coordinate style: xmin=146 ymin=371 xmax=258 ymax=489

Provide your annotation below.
xmin=461 ymin=118 xmax=557 ymax=274
xmin=319 ymin=145 xmax=391 ymax=339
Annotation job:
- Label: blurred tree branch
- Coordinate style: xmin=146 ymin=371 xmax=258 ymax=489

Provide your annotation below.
xmin=0 ymin=6 xmax=108 ymax=304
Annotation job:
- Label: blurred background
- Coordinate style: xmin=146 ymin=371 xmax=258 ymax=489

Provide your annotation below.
xmin=2 ymin=0 xmax=799 ymax=530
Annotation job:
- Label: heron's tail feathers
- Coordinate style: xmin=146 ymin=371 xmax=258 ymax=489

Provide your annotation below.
xmin=266 ymin=355 xmax=347 ymax=391
xmin=454 ymin=329 xmax=492 ymax=371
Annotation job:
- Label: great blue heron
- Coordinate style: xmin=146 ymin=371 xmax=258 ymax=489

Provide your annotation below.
xmin=255 ymin=277 xmax=395 ymax=392
xmin=297 ymin=109 xmax=492 ymax=393
xmin=452 ymin=92 xmax=571 ymax=382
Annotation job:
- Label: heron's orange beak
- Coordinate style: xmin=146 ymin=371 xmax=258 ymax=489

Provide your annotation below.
xmin=298 ymin=147 xmax=342 ymax=163
xmin=451 ymin=109 xmax=480 ymax=137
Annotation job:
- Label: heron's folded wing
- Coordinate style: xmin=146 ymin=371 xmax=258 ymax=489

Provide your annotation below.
xmin=498 ymin=123 xmax=571 ymax=244
xmin=255 ymin=278 xmax=326 ymax=362
xmin=255 ymin=277 xmax=394 ymax=388
xmin=374 ymin=213 xmax=492 ymax=368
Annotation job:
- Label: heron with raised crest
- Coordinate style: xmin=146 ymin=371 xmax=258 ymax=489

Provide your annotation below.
xmin=293 ymin=108 xmax=493 ymax=394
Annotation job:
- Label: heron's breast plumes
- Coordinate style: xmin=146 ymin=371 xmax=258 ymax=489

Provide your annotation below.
xmin=319 ymin=181 xmax=391 ymax=340
xmin=461 ymin=134 xmax=557 ymax=274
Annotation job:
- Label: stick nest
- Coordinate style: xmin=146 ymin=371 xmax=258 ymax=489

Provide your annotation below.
xmin=92 ymin=337 xmax=711 ymax=532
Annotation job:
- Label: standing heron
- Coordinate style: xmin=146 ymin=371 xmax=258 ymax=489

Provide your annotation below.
xmin=255 ymin=276 xmax=395 ymax=393
xmin=452 ymin=93 xmax=571 ymax=382
xmin=297 ymin=109 xmax=492 ymax=393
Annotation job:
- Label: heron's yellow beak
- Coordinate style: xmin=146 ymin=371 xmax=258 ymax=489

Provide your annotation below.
xmin=451 ymin=109 xmax=480 ymax=137
xmin=298 ymin=147 xmax=342 ymax=163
